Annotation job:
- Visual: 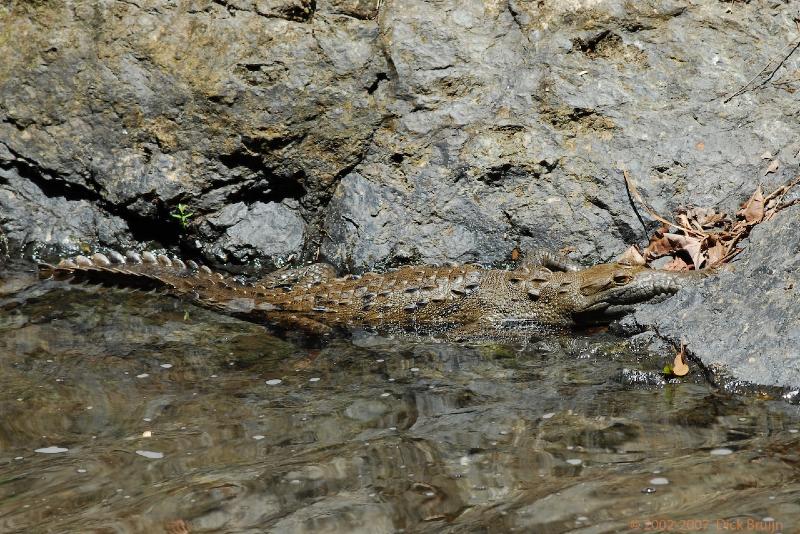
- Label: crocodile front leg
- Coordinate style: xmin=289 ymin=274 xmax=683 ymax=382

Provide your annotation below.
xmin=516 ymin=249 xmax=580 ymax=272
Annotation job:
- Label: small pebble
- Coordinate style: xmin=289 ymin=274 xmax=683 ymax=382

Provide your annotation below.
xmin=35 ymin=447 xmax=68 ymax=454
xmin=265 ymin=379 xmax=282 ymax=386
xmin=309 ymin=377 xmax=320 ymax=382
xmin=641 ymin=487 xmax=656 ymax=494
xmin=410 ymin=367 xmax=420 ymax=372
xmin=142 ymin=431 xmax=152 ymax=438
xmin=566 ymin=458 xmax=582 ymax=466
xmin=710 ymin=448 xmax=734 ymax=456
xmin=253 ymin=435 xmax=265 ymax=440
xmin=381 ymin=392 xmax=391 ymax=397
xmin=649 ymin=477 xmax=669 ymax=485
xmin=136 ymin=373 xmax=149 ymax=379
xmin=160 ymin=363 xmax=173 ymax=369
xmin=135 ymin=450 xmax=164 ymax=459
xmin=542 ymin=412 xmax=555 ymax=419
xmin=76 ymin=469 xmax=87 ymax=474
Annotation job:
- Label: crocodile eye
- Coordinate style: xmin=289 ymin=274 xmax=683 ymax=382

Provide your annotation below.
xmin=613 ymin=274 xmax=633 ymax=285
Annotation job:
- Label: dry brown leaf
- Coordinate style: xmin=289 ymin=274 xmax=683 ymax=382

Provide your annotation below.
xmin=704 ymin=236 xmax=729 ymax=266
xmin=673 ymin=344 xmax=689 ymax=376
xmin=665 ymin=233 xmax=705 ymax=269
xmin=676 ymin=213 xmax=692 ymax=231
xmin=686 ymin=207 xmax=727 ymax=229
xmin=663 ymin=257 xmax=691 ymax=271
xmin=630 ymin=174 xmax=798 ymax=272
xmin=765 ymin=160 xmax=779 ymax=175
xmin=617 ymin=245 xmax=646 ymax=266
xmin=643 ymin=235 xmax=676 ymax=259
xmin=738 ymin=185 xmax=764 ymax=224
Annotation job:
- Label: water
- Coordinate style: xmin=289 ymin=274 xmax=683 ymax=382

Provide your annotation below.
xmin=1 ymin=269 xmax=799 ymax=533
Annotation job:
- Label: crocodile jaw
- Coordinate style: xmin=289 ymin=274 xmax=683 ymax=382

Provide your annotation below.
xmin=572 ymin=266 xmax=704 ymax=324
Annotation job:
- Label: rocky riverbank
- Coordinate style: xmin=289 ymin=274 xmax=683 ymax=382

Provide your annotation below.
xmin=1 ymin=0 xmax=799 ymax=390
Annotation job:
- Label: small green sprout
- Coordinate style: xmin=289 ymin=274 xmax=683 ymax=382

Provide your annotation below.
xmin=170 ymin=203 xmax=193 ymax=228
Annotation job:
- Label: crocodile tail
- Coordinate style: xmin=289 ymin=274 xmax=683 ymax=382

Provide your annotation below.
xmin=38 ymin=250 xmax=244 ymax=299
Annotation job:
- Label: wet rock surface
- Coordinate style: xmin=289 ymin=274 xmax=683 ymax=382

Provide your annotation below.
xmin=1 ymin=1 xmax=800 ymax=386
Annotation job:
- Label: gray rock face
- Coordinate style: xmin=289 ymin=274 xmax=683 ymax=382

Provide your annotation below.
xmin=0 ymin=164 xmax=134 ymax=257
xmin=1 ymin=1 xmax=799 ymax=387
xmin=200 ymin=201 xmax=306 ymax=266
xmin=628 ymin=205 xmax=800 ymax=391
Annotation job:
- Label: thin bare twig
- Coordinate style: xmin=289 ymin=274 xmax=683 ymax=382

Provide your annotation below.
xmin=724 ymin=35 xmax=800 ymax=103
xmin=623 ymin=170 xmax=705 ymax=237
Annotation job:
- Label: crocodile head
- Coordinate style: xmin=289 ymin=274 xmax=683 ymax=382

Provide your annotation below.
xmin=552 ymin=263 xmax=705 ymax=325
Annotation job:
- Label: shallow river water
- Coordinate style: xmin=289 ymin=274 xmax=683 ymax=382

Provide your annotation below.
xmin=1 ymin=269 xmax=799 ymax=533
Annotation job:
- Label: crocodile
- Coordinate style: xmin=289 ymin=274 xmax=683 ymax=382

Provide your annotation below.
xmin=38 ymin=249 xmax=705 ymax=337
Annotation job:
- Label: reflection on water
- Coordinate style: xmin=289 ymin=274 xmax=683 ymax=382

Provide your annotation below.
xmin=1 ymin=271 xmax=799 ymax=533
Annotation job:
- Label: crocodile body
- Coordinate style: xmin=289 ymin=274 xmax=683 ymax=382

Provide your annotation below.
xmin=39 ymin=251 xmax=704 ymax=336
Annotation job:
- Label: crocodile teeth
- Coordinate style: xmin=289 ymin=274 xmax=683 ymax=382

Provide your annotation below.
xmin=125 ymin=251 xmax=142 ymax=264
xmin=157 ymin=254 xmax=172 ymax=267
xmin=91 ymin=253 xmax=111 ymax=267
xmin=75 ymin=255 xmax=93 ymax=267
xmin=142 ymin=251 xmax=157 ymax=264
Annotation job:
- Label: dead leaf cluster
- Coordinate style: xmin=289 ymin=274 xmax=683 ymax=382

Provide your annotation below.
xmin=622 ymin=172 xmax=800 ymax=271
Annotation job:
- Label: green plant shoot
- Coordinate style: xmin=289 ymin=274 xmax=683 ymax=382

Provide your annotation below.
xmin=170 ymin=203 xmax=193 ymax=228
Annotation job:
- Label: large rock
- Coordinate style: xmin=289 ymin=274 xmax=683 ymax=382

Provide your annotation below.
xmin=626 ymin=205 xmax=800 ymax=392
xmin=0 ymin=160 xmax=134 ymax=257
xmin=199 ymin=200 xmax=306 ymax=267
xmin=318 ymin=0 xmax=800 ymax=268
xmin=0 ymin=0 xmax=389 ymax=264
